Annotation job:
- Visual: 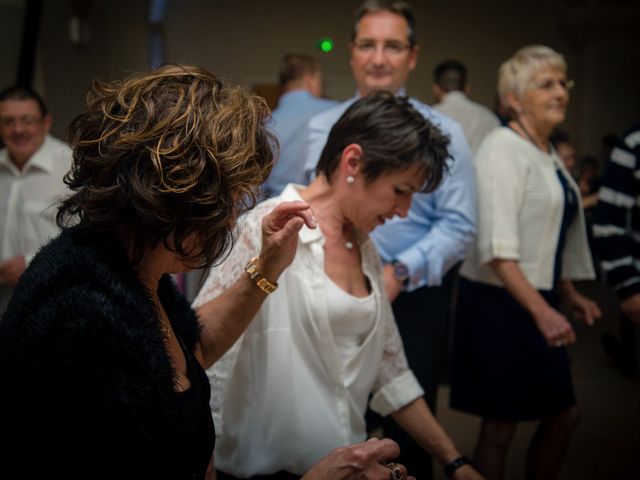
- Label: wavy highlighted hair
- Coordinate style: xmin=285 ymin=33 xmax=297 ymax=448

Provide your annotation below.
xmin=58 ymin=64 xmax=275 ymax=268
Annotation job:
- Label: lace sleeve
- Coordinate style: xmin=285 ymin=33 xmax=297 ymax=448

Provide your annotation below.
xmin=192 ymin=201 xmax=275 ymax=309
xmin=206 ymin=339 xmax=242 ymax=436
xmin=365 ymin=240 xmax=424 ymax=415
xmin=193 ymin=200 xmax=277 ymax=435
xmin=375 ymin=290 xmax=412 ymax=388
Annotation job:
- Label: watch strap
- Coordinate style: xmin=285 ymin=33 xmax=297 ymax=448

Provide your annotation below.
xmin=244 ymin=257 xmax=278 ymax=294
xmin=444 ymin=456 xmax=472 ymax=478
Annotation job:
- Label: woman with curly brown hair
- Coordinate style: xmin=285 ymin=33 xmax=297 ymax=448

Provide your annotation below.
xmin=0 ymin=65 xmax=405 ymax=480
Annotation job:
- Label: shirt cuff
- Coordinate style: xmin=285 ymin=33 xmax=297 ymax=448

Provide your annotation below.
xmin=395 ymin=248 xmax=434 ymax=291
xmin=369 ymin=370 xmax=424 ymax=417
xmin=478 ymin=239 xmax=520 ymax=265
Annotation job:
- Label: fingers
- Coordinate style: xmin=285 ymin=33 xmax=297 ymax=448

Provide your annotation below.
xmin=552 ymin=326 xmax=575 ymax=348
xmin=583 ymin=308 xmax=595 ymax=326
xmin=590 ymin=302 xmax=602 ymax=321
xmin=556 ymin=325 xmax=575 ymax=347
xmin=266 ymin=201 xmax=316 ymax=230
xmin=546 ymin=314 xmax=575 ymax=347
xmin=577 ymin=300 xmax=601 ymax=326
xmin=279 ymin=215 xmax=305 ymax=238
xmin=362 ymin=437 xmax=401 ymax=463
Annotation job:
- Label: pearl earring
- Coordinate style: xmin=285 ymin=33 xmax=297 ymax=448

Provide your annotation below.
xmin=346 ymin=175 xmax=355 ymax=184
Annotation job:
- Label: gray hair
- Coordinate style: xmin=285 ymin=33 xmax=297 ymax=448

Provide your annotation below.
xmin=498 ymin=45 xmax=567 ymax=107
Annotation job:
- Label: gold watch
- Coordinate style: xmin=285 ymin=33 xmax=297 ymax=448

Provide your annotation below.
xmin=244 ymin=257 xmax=278 ymax=294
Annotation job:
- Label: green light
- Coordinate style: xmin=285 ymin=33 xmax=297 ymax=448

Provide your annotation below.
xmin=318 ymin=38 xmax=334 ymax=53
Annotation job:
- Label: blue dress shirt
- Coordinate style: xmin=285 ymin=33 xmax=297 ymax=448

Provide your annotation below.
xmin=303 ymin=93 xmax=477 ymax=290
xmin=264 ymin=90 xmax=338 ymax=197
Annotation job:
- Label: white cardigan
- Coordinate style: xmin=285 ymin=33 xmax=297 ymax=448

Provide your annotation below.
xmin=460 ymin=127 xmax=595 ymax=289
xmin=193 ymin=185 xmax=423 ymax=477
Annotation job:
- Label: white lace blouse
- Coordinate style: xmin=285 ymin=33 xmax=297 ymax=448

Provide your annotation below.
xmin=192 ymin=184 xmax=423 ymax=477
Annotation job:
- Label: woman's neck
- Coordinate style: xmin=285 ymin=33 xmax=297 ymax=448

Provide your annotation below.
xmin=300 ymin=176 xmax=357 ymax=247
xmin=127 ymin=242 xmax=175 ymax=303
xmin=511 ymin=116 xmax=553 ymax=153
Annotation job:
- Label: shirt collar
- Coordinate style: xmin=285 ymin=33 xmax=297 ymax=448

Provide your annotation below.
xmin=25 ymin=135 xmax=55 ymax=173
xmin=0 ymin=135 xmax=54 ymax=174
xmin=442 ymin=90 xmax=467 ymax=102
xmin=277 ymin=89 xmax=314 ymax=107
xmin=0 ymin=148 xmax=12 ymax=171
xmin=355 ymin=86 xmax=407 ymax=98
xmin=280 ymin=184 xmax=324 ymax=246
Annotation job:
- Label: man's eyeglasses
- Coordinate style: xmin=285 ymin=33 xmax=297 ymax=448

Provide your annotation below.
xmin=0 ymin=115 xmax=44 ymax=128
xmin=528 ymin=78 xmax=575 ymax=92
xmin=353 ymin=40 xmax=412 ymax=57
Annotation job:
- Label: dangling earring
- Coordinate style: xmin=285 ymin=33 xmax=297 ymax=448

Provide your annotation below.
xmin=346 ymin=175 xmax=355 ymax=184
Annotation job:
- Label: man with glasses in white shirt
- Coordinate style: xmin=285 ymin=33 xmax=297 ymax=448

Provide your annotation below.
xmin=302 ymin=2 xmax=476 ymax=479
xmin=0 ymin=85 xmax=71 ymax=313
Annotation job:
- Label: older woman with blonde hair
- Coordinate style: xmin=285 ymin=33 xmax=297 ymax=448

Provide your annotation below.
xmin=450 ymin=46 xmax=601 ymax=480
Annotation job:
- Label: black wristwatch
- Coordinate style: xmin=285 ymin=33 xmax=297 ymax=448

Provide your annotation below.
xmin=391 ymin=259 xmax=410 ymax=286
xmin=444 ymin=456 xmax=472 ymax=478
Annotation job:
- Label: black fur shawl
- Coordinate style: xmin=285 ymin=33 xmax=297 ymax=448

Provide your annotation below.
xmin=0 ymin=226 xmax=204 ymax=479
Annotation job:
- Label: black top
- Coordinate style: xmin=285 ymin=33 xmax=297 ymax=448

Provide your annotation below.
xmin=172 ymin=334 xmax=216 ymax=479
xmin=0 ymin=225 xmax=215 ymax=479
xmin=552 ymin=168 xmax=579 ymax=287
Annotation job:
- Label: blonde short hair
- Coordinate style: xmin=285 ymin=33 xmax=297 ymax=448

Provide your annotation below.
xmin=498 ymin=45 xmax=567 ymax=110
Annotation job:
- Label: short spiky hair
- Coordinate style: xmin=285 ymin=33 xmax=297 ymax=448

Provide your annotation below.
xmin=316 ymin=91 xmax=449 ymax=193
xmin=57 ymin=64 xmax=275 ymax=268
xmin=434 ymin=60 xmax=468 ymax=92
xmin=0 ymin=85 xmax=48 ymax=116
xmin=352 ymin=0 xmax=417 ymax=47
xmin=278 ymin=53 xmax=321 ymax=87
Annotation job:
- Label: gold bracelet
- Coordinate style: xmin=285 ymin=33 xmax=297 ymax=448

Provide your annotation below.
xmin=244 ymin=257 xmax=278 ymax=294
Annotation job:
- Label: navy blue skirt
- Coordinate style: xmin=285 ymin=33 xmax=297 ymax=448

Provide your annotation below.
xmin=450 ymin=278 xmax=576 ymax=421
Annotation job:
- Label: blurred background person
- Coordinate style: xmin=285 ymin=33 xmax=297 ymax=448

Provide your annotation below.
xmin=600 ymin=132 xmax=619 ymax=166
xmin=593 ymin=120 xmax=640 ymax=378
xmin=0 ymin=85 xmax=71 ymax=314
xmin=262 ymin=53 xmax=337 ymax=198
xmin=576 ymin=154 xmax=601 ymax=209
xmin=432 ymin=59 xmax=499 ymax=156
xmin=450 ymin=45 xmax=600 ymax=480
xmin=550 ymin=128 xmax=577 ymax=177
xmin=195 ymin=92 xmax=482 ymax=480
xmin=551 ymin=130 xmax=600 ymax=272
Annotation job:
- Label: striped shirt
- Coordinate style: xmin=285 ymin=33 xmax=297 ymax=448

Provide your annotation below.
xmin=593 ymin=123 xmax=640 ymax=299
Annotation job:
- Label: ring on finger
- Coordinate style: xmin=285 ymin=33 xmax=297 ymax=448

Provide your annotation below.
xmin=385 ymin=462 xmax=406 ymax=480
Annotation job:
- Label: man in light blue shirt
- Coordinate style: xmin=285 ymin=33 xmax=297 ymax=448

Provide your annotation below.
xmin=303 ymin=2 xmax=476 ymax=479
xmin=263 ymin=53 xmax=338 ymax=198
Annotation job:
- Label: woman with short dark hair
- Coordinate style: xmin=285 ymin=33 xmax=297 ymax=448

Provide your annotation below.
xmin=196 ymin=91 xmax=484 ymax=480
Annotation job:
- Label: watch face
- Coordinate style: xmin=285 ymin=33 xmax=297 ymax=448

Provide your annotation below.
xmin=393 ymin=261 xmax=409 ymax=281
